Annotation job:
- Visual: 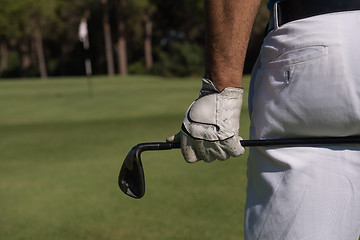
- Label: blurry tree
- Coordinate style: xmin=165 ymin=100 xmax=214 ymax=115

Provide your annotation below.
xmin=0 ymin=0 xmax=61 ymax=78
xmin=0 ymin=43 xmax=8 ymax=73
xmin=100 ymin=0 xmax=115 ymax=76
xmin=126 ymin=0 xmax=156 ymax=71
xmin=0 ymin=0 xmax=270 ymax=78
xmin=0 ymin=0 xmax=32 ymax=76
xmin=114 ymin=0 xmax=128 ymax=75
xmin=142 ymin=5 xmax=155 ymax=70
xmin=150 ymin=0 xmax=205 ymax=76
xmin=0 ymin=0 xmax=14 ymax=74
xmin=19 ymin=0 xmax=59 ymax=78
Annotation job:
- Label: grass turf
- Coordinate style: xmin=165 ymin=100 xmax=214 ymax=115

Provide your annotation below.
xmin=0 ymin=75 xmax=251 ymax=240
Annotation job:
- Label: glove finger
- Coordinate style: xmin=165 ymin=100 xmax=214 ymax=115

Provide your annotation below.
xmin=221 ymin=136 xmax=245 ymax=157
xmin=194 ymin=141 xmax=216 ymax=162
xmin=180 ymin=131 xmax=202 ymax=163
xmin=166 ymin=132 xmax=181 ymax=143
xmin=203 ymin=136 xmax=245 ymax=161
xmin=203 ymin=141 xmax=229 ymax=161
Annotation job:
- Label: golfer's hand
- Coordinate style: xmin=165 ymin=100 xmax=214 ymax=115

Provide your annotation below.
xmin=167 ymin=78 xmax=245 ymax=163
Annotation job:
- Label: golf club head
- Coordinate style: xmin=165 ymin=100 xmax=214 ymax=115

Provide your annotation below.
xmin=118 ymin=145 xmax=145 ymax=199
xmin=118 ymin=142 xmax=180 ymax=199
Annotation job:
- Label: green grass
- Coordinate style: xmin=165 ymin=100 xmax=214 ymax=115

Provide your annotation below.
xmin=0 ymin=75 xmax=251 ymax=240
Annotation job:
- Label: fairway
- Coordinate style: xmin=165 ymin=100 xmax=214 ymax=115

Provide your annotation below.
xmin=0 ymin=75 xmax=251 ymax=240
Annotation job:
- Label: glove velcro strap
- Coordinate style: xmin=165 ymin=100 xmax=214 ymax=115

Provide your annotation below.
xmin=199 ymin=78 xmax=220 ymax=97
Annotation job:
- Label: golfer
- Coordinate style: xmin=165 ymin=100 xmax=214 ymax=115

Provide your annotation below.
xmin=168 ymin=0 xmax=360 ymax=239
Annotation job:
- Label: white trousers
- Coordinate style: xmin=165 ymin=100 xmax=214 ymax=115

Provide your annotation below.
xmin=246 ymin=11 xmax=360 ymax=240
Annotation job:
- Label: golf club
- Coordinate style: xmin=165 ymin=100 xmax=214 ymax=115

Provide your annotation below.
xmin=118 ymin=135 xmax=360 ymax=199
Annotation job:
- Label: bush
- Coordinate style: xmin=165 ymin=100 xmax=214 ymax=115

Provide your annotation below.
xmin=128 ymin=60 xmax=149 ymax=75
xmin=152 ymin=41 xmax=204 ymax=77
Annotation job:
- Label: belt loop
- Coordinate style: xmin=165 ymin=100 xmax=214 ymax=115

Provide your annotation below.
xmin=268 ymin=1 xmax=280 ymax=33
xmin=273 ymin=1 xmax=280 ymax=30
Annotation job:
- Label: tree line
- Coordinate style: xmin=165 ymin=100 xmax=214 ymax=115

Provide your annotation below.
xmin=0 ymin=0 xmax=269 ymax=79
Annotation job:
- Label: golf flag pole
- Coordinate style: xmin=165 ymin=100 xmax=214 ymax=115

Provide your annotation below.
xmin=79 ymin=18 xmax=93 ymax=97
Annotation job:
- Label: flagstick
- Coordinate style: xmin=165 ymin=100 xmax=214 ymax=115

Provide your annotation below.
xmin=79 ymin=18 xmax=93 ymax=98
xmin=84 ymin=37 xmax=93 ymax=98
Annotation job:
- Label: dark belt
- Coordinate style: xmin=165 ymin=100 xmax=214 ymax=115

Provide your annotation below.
xmin=277 ymin=0 xmax=360 ymax=26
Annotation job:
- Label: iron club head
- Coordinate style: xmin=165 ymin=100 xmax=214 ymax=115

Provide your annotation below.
xmin=118 ymin=142 xmax=180 ymax=199
xmin=118 ymin=144 xmax=146 ymax=199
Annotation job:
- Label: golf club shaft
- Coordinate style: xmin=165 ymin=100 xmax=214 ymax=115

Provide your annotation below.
xmin=240 ymin=136 xmax=360 ymax=147
xmin=137 ymin=136 xmax=360 ymax=152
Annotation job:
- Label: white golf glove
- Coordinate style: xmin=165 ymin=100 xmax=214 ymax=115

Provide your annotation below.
xmin=167 ymin=78 xmax=245 ymax=163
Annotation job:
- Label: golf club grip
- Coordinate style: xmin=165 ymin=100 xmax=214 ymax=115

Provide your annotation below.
xmin=152 ymin=136 xmax=360 ymax=150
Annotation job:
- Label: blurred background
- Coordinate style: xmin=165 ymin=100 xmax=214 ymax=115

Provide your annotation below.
xmin=0 ymin=0 xmax=269 ymax=79
xmin=1 ymin=1 xmax=269 ymax=240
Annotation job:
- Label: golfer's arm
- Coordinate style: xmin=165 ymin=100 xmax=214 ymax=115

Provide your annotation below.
xmin=204 ymin=0 xmax=261 ymax=90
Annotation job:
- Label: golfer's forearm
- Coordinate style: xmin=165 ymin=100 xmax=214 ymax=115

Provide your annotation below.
xmin=204 ymin=0 xmax=261 ymax=90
